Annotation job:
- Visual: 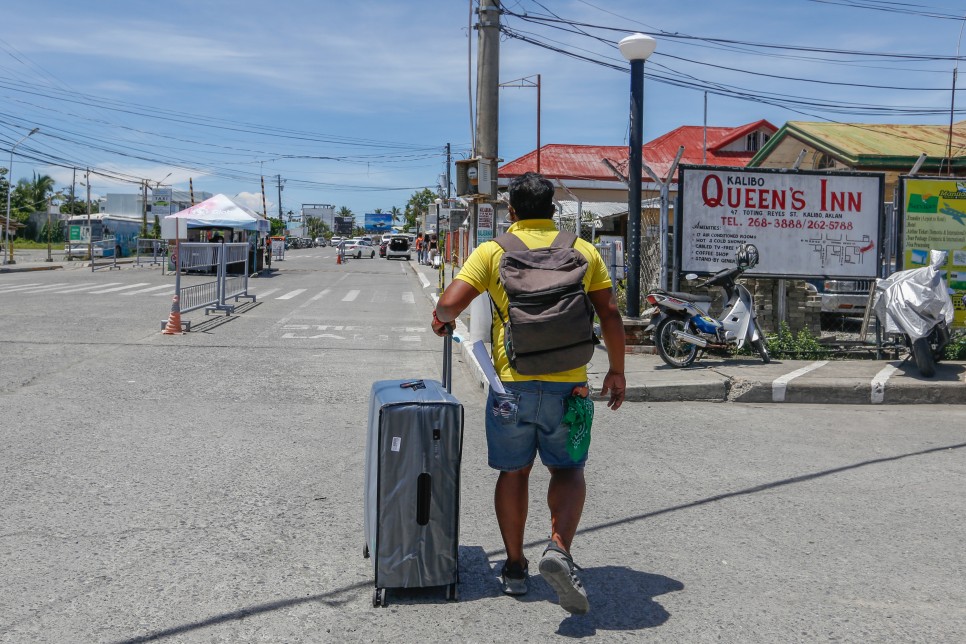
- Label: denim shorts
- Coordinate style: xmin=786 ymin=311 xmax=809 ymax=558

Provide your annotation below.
xmin=485 ymin=380 xmax=588 ymax=472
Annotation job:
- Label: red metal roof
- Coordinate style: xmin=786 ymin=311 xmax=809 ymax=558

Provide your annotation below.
xmin=500 ymin=120 xmax=778 ymax=184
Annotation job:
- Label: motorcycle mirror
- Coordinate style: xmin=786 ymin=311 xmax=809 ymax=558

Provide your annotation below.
xmin=685 ymin=273 xmax=698 ymax=281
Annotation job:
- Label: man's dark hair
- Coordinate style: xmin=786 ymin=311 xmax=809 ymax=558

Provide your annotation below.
xmin=508 ymin=172 xmax=555 ymax=219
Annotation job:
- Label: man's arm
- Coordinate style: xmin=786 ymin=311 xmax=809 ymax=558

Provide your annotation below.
xmin=588 ymin=287 xmax=626 ymax=410
xmin=432 ymin=279 xmax=482 ymax=336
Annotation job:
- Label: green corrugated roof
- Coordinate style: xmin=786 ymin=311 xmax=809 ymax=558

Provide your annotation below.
xmin=749 ymin=121 xmax=966 ymax=168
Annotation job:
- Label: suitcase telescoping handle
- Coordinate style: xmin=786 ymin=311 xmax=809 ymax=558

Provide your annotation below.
xmin=442 ymin=331 xmax=453 ymax=394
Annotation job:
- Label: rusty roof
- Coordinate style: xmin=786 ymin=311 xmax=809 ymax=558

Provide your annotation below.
xmin=500 ymin=120 xmax=777 ymax=183
xmin=750 ymin=121 xmax=966 ymax=168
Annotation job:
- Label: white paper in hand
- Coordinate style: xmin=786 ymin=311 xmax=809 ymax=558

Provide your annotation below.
xmin=471 ymin=340 xmax=506 ymax=395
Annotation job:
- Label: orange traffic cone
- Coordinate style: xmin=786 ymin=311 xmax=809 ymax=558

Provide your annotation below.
xmin=162 ymin=295 xmax=185 ymax=335
xmin=336 ymin=252 xmax=342 ymax=265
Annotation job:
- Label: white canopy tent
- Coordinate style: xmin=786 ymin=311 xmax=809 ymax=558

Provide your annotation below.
xmin=162 ymin=194 xmax=270 ymax=238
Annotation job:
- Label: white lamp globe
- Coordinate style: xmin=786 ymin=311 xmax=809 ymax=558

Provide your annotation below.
xmin=618 ymin=33 xmax=657 ymax=61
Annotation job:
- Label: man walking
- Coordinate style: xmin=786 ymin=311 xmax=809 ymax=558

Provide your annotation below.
xmin=432 ymin=172 xmax=626 ymax=615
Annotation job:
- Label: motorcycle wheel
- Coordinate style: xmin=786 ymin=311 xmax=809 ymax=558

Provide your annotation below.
xmin=911 ymin=336 xmax=936 ymax=377
xmin=751 ymin=319 xmax=771 ymax=364
xmin=655 ymin=318 xmax=699 ymax=368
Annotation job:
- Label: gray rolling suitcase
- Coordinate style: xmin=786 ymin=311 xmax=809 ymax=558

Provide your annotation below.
xmin=364 ymin=335 xmax=463 ymax=607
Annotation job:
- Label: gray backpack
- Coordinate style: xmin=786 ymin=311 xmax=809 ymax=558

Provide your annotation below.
xmin=492 ymin=231 xmax=599 ymax=375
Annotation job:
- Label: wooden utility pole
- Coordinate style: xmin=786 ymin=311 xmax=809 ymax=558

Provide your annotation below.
xmin=468 ymin=0 xmax=502 ymax=344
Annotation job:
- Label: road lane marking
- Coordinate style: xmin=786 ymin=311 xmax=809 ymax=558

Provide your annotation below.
xmin=310 ymin=289 xmax=330 ymax=301
xmin=342 ymin=289 xmax=359 ymax=302
xmin=16 ymin=283 xmax=73 ymax=293
xmin=417 ymin=271 xmax=431 ymax=289
xmin=124 ymin=284 xmax=173 ymax=295
xmin=252 ymin=288 xmax=279 ymax=298
xmin=258 ymin=275 xmax=347 ymax=340
xmin=277 ymin=289 xmax=307 ymax=300
xmin=87 ymin=282 xmax=150 ymax=294
xmin=0 ymin=283 xmax=45 ymax=293
xmin=871 ymin=364 xmax=900 ymax=404
xmin=48 ymin=283 xmax=122 ymax=294
xmin=772 ymin=360 xmax=828 ymax=402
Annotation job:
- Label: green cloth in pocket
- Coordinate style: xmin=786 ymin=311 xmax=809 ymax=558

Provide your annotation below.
xmin=563 ymin=392 xmax=594 ymax=461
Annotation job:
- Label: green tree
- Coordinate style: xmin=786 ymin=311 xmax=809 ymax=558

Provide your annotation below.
xmin=404 ymin=188 xmax=437 ymax=233
xmin=0 ymin=167 xmax=9 ymax=213
xmin=59 ymin=190 xmax=93 ymax=216
xmin=269 ymin=217 xmax=286 ymax=236
xmin=12 ymin=173 xmax=56 ymax=220
xmin=390 ymin=205 xmax=402 ymax=227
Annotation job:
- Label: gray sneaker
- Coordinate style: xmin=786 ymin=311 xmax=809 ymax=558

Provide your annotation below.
xmin=538 ymin=544 xmax=589 ymax=615
xmin=501 ymin=559 xmax=529 ymax=596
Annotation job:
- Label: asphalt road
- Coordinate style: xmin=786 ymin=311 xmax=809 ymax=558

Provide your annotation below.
xmin=1 ymin=250 xmax=965 ymax=643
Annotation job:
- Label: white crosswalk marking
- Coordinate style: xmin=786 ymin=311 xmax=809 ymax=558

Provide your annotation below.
xmin=123 ymin=284 xmax=173 ymax=295
xmin=277 ymin=289 xmax=306 ymax=300
xmin=253 ymin=288 xmax=280 ymax=298
xmin=48 ymin=283 xmax=122 ymax=294
xmin=15 ymin=283 xmax=72 ymax=294
xmin=342 ymin=289 xmax=359 ymax=302
xmin=0 ymin=283 xmax=45 ymax=293
xmin=86 ymin=282 xmax=150 ymax=294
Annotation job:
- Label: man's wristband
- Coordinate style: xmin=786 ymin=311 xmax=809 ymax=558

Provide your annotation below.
xmin=433 ymin=310 xmax=448 ymax=327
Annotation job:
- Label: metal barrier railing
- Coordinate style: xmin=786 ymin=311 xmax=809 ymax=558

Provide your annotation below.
xmin=91 ymin=237 xmax=120 ymax=272
xmin=163 ymin=242 xmax=255 ymax=328
xmin=179 ymin=280 xmax=220 ymax=313
xmin=135 ymin=239 xmax=167 ymax=270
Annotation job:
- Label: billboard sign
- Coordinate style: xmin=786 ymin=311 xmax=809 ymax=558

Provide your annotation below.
xmin=677 ymin=166 xmax=883 ymax=279
xmin=334 ymin=216 xmax=353 ymax=235
xmin=899 ymin=176 xmax=966 ymax=328
xmin=364 ymin=212 xmax=392 ymax=233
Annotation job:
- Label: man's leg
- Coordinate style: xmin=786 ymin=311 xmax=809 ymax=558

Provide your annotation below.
xmin=546 ymin=467 xmax=586 ymax=553
xmin=494 ymin=463 xmax=533 ymax=566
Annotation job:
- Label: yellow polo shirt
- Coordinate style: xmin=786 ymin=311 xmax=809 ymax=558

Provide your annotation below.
xmin=455 ymin=219 xmax=613 ymax=382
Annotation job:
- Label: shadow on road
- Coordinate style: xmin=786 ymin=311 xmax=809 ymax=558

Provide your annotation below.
xmin=113 ymin=440 xmax=965 ymax=643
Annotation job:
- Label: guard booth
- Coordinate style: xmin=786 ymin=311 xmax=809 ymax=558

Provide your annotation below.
xmin=161 ymin=194 xmax=271 ymax=275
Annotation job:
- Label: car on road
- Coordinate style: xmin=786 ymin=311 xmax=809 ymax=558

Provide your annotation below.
xmin=379 ymin=239 xmax=388 ymax=258
xmin=344 ymin=238 xmax=376 ymax=259
xmin=314 ymin=237 xmax=327 ymax=247
xmin=386 ymin=235 xmax=412 ymax=261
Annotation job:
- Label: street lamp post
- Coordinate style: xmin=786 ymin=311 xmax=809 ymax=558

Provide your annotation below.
xmin=618 ymin=33 xmax=656 ymax=318
xmin=4 ymin=127 xmax=40 ymax=265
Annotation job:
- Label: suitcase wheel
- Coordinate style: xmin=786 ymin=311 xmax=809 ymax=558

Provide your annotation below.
xmin=373 ymin=587 xmax=387 ymax=608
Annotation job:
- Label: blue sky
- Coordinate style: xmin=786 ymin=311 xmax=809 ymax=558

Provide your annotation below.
xmin=3 ymin=0 xmax=966 ymax=218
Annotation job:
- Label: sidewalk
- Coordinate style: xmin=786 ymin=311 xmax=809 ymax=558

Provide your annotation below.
xmin=408 ymin=258 xmax=966 ymax=405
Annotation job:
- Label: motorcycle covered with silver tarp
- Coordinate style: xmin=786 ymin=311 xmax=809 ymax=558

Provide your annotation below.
xmin=872 ymin=249 xmax=954 ymax=377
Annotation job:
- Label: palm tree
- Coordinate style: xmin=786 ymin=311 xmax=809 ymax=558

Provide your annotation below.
xmin=390 ymin=206 xmax=402 ymax=228
xmin=12 ymin=173 xmax=55 ymax=219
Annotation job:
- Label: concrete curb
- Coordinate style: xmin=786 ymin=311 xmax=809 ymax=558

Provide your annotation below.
xmin=410 ymin=259 xmax=966 ymax=405
xmin=0 ymin=264 xmax=63 ymax=273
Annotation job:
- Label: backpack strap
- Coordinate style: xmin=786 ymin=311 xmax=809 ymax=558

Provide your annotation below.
xmin=550 ymin=231 xmax=578 ymax=249
xmin=493 ymin=232 xmax=528 ymax=252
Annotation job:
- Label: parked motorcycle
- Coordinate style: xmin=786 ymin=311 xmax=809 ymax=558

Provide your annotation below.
xmin=872 ymin=249 xmax=953 ymax=378
xmin=644 ymin=243 xmax=769 ymax=368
